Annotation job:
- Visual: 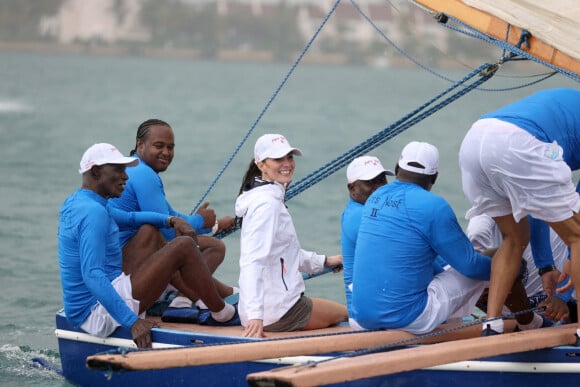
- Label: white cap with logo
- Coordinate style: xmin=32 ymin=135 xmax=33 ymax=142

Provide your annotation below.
xmin=346 ymin=156 xmax=394 ymax=183
xmin=254 ymin=134 xmax=302 ymax=163
xmin=398 ymin=141 xmax=439 ymax=175
xmin=79 ymin=143 xmax=139 ymax=174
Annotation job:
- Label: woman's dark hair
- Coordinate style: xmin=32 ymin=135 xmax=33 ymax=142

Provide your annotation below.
xmin=238 ymin=158 xmax=261 ymax=195
xmin=130 ymin=118 xmax=171 ymax=156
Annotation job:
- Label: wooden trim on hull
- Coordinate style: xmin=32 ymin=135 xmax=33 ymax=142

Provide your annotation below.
xmin=412 ymin=0 xmax=579 ymax=75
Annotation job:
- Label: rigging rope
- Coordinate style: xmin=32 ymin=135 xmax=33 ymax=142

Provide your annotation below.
xmin=200 ymin=0 xmax=563 ymax=236
xmin=190 ymin=0 xmax=343 ymax=214
xmin=285 ymin=62 xmax=494 ymax=199
xmin=216 ymin=61 xmax=496 ymax=239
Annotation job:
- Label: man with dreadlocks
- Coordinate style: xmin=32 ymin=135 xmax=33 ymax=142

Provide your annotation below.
xmin=109 ymin=119 xmax=238 ymax=324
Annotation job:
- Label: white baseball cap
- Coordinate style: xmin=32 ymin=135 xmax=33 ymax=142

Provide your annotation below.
xmin=346 ymin=156 xmax=394 ymax=183
xmin=79 ymin=143 xmax=139 ymax=174
xmin=398 ymin=141 xmax=439 ymax=175
xmin=254 ymin=134 xmax=302 ymax=163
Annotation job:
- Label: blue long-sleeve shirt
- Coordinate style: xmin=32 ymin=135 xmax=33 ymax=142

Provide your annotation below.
xmin=341 ymin=198 xmax=446 ymax=317
xmin=109 ymin=155 xmax=209 ymax=246
xmin=58 ymin=188 xmax=169 ymax=329
xmin=352 ymin=181 xmax=490 ymax=330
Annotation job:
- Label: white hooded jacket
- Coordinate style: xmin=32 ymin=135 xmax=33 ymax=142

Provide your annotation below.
xmin=235 ymin=179 xmax=325 ymax=326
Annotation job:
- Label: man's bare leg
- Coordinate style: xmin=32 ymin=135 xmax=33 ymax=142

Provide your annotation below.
xmin=485 ymin=215 xmax=530 ymax=333
xmin=549 ymin=213 xmax=580 ymax=331
xmin=130 ymin=236 xmax=232 ymax=317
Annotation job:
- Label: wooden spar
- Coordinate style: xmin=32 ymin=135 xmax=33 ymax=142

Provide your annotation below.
xmin=412 ymin=0 xmax=580 ymax=75
xmin=246 ymin=324 xmax=578 ymax=387
xmin=86 ymin=323 xmax=485 ymax=371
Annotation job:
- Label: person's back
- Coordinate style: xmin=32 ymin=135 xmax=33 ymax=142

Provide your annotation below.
xmin=351 ymin=141 xmax=491 ymax=334
xmin=481 ymin=88 xmax=580 ymax=169
xmin=352 ymin=180 xmax=461 ymax=328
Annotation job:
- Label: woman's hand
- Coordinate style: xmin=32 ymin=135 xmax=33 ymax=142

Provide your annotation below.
xmin=242 ymin=319 xmax=266 ymax=338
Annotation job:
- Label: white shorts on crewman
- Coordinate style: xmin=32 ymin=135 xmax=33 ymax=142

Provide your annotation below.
xmin=459 ymin=118 xmax=580 ymax=223
xmin=80 ymin=273 xmax=142 ymax=338
xmin=401 ymin=268 xmax=488 ymax=334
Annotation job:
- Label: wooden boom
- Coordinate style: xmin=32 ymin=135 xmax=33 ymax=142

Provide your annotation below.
xmin=413 ymin=0 xmax=579 ymax=75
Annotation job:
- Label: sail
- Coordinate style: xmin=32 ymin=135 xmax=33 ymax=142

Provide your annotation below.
xmin=413 ymin=0 xmax=579 ymax=75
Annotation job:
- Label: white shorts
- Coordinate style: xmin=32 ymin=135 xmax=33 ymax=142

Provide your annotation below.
xmin=401 ymin=269 xmax=488 ymax=334
xmin=459 ymin=118 xmax=580 ymax=222
xmin=80 ymin=273 xmax=142 ymax=338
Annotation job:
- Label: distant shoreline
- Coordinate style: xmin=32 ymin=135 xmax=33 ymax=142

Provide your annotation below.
xmin=0 ymin=41 xmax=547 ymax=71
xmin=0 ymin=41 xmax=357 ymax=65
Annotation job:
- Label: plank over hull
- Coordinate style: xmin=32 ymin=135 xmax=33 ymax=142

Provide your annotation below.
xmin=246 ymin=324 xmax=579 ymax=387
xmin=86 ymin=323 xmax=484 ymax=371
xmin=413 ymin=0 xmax=580 ymax=75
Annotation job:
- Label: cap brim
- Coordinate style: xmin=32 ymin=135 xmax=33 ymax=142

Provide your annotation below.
xmin=358 ymin=169 xmax=393 ymax=181
xmin=107 ymin=157 xmax=139 ymax=167
xmin=268 ymin=148 xmax=303 ymax=159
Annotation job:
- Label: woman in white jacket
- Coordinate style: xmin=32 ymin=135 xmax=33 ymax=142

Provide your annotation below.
xmin=235 ymin=134 xmax=348 ymax=338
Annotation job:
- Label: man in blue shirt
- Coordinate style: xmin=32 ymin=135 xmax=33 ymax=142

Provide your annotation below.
xmin=459 ymin=88 xmax=580 ymax=337
xmin=109 ymin=119 xmax=237 ymax=312
xmin=351 ymin=141 xmax=534 ymax=334
xmin=340 ymin=156 xmax=394 ymax=321
xmin=58 ymin=143 xmax=238 ymax=347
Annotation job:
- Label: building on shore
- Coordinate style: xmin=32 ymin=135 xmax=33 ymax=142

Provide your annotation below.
xmin=32 ymin=0 xmax=460 ymax=66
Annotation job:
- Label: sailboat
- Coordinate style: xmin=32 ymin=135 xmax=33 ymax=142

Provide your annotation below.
xmin=54 ymin=1 xmax=579 ymax=386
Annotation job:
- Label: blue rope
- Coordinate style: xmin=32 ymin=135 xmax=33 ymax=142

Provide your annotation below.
xmin=215 ymin=62 xmax=495 ymax=239
xmin=189 ymin=0 xmax=344 ymax=214
xmin=202 ymin=0 xmax=571 ymax=225
xmin=286 ymin=62 xmax=494 ymax=199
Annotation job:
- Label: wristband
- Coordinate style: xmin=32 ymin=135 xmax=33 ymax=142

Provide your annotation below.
xmin=211 ymin=220 xmax=219 ymax=234
xmin=538 ymin=264 xmax=557 ymax=277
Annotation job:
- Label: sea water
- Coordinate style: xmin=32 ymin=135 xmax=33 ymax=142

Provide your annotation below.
xmin=0 ymin=50 xmax=574 ymax=386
